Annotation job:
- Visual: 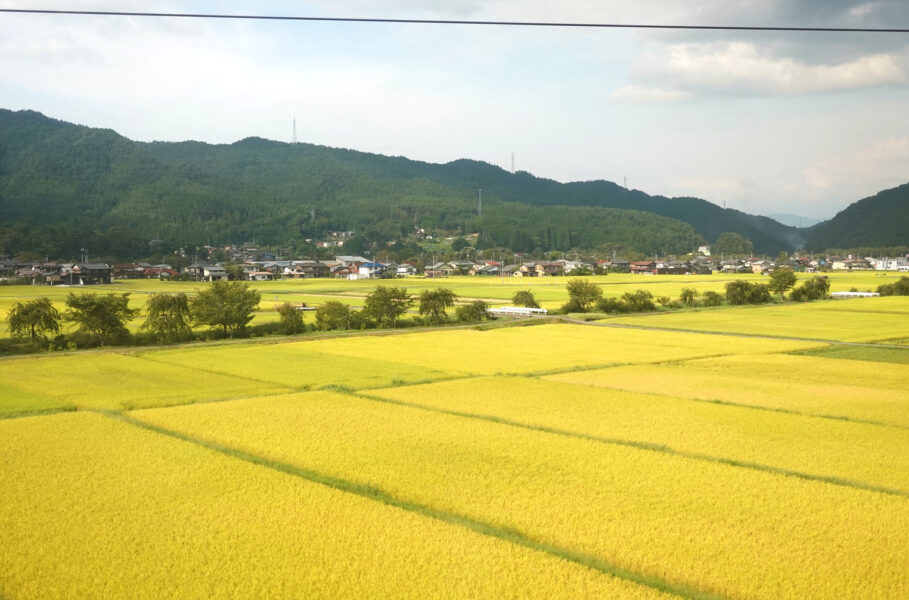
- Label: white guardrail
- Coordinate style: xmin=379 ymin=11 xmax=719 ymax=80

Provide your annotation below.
xmin=830 ymin=291 xmax=880 ymax=298
xmin=487 ymin=306 xmax=548 ymax=316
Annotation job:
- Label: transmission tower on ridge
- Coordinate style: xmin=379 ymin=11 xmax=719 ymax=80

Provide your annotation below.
xmin=511 ymin=153 xmax=515 ymax=174
xmin=291 ymin=117 xmax=298 ymax=144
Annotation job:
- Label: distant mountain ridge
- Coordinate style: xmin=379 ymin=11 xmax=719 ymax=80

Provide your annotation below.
xmin=766 ymin=213 xmax=825 ymax=228
xmin=804 ymin=183 xmax=909 ymax=250
xmin=0 ymin=108 xmax=856 ymax=259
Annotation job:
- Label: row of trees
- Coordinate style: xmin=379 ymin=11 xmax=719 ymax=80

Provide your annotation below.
xmin=312 ymin=287 xmax=490 ymax=331
xmin=557 ymin=270 xmax=831 ymax=315
xmin=5 ymin=282 xmax=495 ymax=351
xmin=7 ymin=281 xmax=262 ymax=349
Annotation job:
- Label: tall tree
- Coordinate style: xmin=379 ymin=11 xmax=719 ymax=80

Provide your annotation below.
xmin=363 ymin=286 xmax=412 ymax=328
xmin=64 ymin=293 xmax=139 ymax=347
xmin=141 ymin=292 xmax=192 ymax=342
xmin=190 ymin=281 xmax=261 ymax=337
xmin=512 ymin=290 xmax=540 ymax=308
xmin=768 ymin=267 xmax=797 ymax=299
xmin=7 ymin=297 xmax=60 ymax=346
xmin=564 ymin=278 xmax=603 ymax=312
xmin=315 ymin=300 xmax=352 ymax=331
xmin=276 ymin=302 xmax=305 ymax=335
xmin=418 ymin=288 xmax=457 ymax=325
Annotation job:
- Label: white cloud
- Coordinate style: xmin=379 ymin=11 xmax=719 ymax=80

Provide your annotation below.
xmin=626 ymin=41 xmax=908 ymax=97
xmin=612 ymin=84 xmax=691 ymax=102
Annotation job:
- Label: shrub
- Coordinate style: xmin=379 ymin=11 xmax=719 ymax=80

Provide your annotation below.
xmin=679 ymin=288 xmax=698 ymax=307
xmin=622 ymin=290 xmax=657 ymax=312
xmin=877 ymin=276 xmax=909 ymax=296
xmin=512 ymin=290 xmax=540 ymax=308
xmin=277 ymin=302 xmax=306 ymax=335
xmin=456 ymin=300 xmax=489 ymax=322
xmin=726 ymin=281 xmax=773 ymax=305
xmin=702 ymin=290 xmax=724 ymax=307
xmin=792 ymin=276 xmax=832 ymax=301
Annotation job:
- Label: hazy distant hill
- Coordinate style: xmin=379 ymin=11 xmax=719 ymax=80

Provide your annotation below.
xmin=804 ymin=184 xmax=909 ymax=251
xmin=0 ymin=108 xmax=807 ymax=259
xmin=766 ymin=213 xmax=825 ymax=228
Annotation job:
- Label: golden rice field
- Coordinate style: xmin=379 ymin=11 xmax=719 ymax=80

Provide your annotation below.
xmin=1 ymin=293 xmax=909 ymax=599
xmin=605 ymin=296 xmax=909 ymax=342
xmin=0 ymin=268 xmax=901 ymax=334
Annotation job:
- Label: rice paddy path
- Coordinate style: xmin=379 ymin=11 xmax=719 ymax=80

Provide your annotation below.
xmin=350 ymin=390 xmax=909 ymax=499
xmin=101 ymin=409 xmax=733 ymax=600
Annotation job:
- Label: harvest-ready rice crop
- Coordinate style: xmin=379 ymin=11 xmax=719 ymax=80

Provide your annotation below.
xmin=306 ymin=323 xmax=819 ymax=376
xmin=0 ymin=382 xmax=73 ymax=417
xmin=0 ymin=352 xmax=290 ymax=412
xmin=546 ymin=353 xmax=909 ymax=427
xmin=369 ymin=375 xmax=909 ymax=493
xmin=0 ymin=411 xmax=673 ymax=600
xmin=135 ymin=391 xmax=909 ymax=600
xmin=606 ymin=297 xmax=909 ymax=342
xmin=146 ymin=345 xmax=456 ymax=390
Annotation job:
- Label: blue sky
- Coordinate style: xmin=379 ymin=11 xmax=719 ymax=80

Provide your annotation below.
xmin=2 ymin=0 xmax=909 ymax=219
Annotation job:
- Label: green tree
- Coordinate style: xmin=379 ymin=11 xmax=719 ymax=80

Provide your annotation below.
xmin=563 ymin=278 xmax=603 ymax=312
xmin=141 ymin=292 xmax=193 ymax=342
xmin=277 ymin=302 xmax=305 ymax=335
xmin=64 ymin=292 xmax=139 ymax=347
xmin=190 ymin=281 xmax=261 ymax=337
xmin=713 ymin=232 xmax=754 ymax=257
xmin=315 ymin=300 xmax=351 ymax=330
xmin=451 ymin=237 xmax=469 ymax=252
xmin=224 ymin=263 xmax=247 ymax=281
xmin=791 ymin=276 xmax=832 ymax=301
xmin=419 ymin=288 xmax=457 ymax=325
xmin=511 ymin=290 xmax=540 ymax=308
xmin=679 ymin=288 xmax=698 ymax=307
xmin=702 ymin=290 xmax=724 ymax=307
xmin=876 ymin=276 xmax=909 ymax=296
xmin=622 ymin=289 xmax=657 ymax=312
xmin=725 ymin=280 xmax=753 ymax=305
xmin=7 ymin=297 xmax=60 ymax=346
xmin=768 ymin=267 xmax=797 ymax=299
xmin=456 ymin=300 xmax=489 ymax=322
xmin=747 ymin=283 xmax=772 ymax=304
xmin=363 ymin=286 xmax=412 ymax=328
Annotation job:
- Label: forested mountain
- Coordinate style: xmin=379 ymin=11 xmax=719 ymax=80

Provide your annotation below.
xmin=1 ymin=108 xmax=806 ymax=259
xmin=804 ymin=183 xmax=909 ymax=251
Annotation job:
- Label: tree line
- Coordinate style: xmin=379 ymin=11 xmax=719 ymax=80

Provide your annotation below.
xmin=3 ymin=281 xmax=493 ymax=354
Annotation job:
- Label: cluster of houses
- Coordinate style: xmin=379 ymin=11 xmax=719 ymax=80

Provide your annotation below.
xmin=716 ymin=255 xmax=909 ymax=274
xmin=2 ymin=253 xmax=907 ymax=285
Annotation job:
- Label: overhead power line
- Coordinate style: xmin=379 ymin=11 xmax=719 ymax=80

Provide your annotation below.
xmin=1 ymin=8 xmax=908 ymax=33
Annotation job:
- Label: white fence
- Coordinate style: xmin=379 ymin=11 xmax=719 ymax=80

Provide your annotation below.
xmin=830 ymin=291 xmax=880 ymax=298
xmin=487 ymin=306 xmax=548 ymax=316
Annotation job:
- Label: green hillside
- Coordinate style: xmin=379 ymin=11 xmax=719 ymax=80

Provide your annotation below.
xmin=805 ymin=184 xmax=909 ymax=251
xmin=1 ymin=108 xmax=805 ymax=259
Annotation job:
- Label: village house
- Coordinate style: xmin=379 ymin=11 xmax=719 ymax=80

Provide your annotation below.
xmin=357 ymin=262 xmax=387 ymax=279
xmin=397 ymin=263 xmax=417 ymax=277
xmin=630 ymin=260 xmax=657 ymax=274
xmin=873 ymin=256 xmax=909 ymax=271
xmin=60 ymin=263 xmax=112 ymax=285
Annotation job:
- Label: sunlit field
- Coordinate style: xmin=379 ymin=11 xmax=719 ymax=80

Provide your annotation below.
xmin=1 ymin=269 xmax=902 ymax=335
xmin=605 ymin=296 xmax=909 ymax=342
xmin=1 ymin=284 xmax=908 ymax=599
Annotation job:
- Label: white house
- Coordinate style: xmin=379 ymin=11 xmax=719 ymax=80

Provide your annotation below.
xmin=873 ymin=257 xmax=909 ymax=271
xmin=358 ymin=262 xmax=386 ymax=279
